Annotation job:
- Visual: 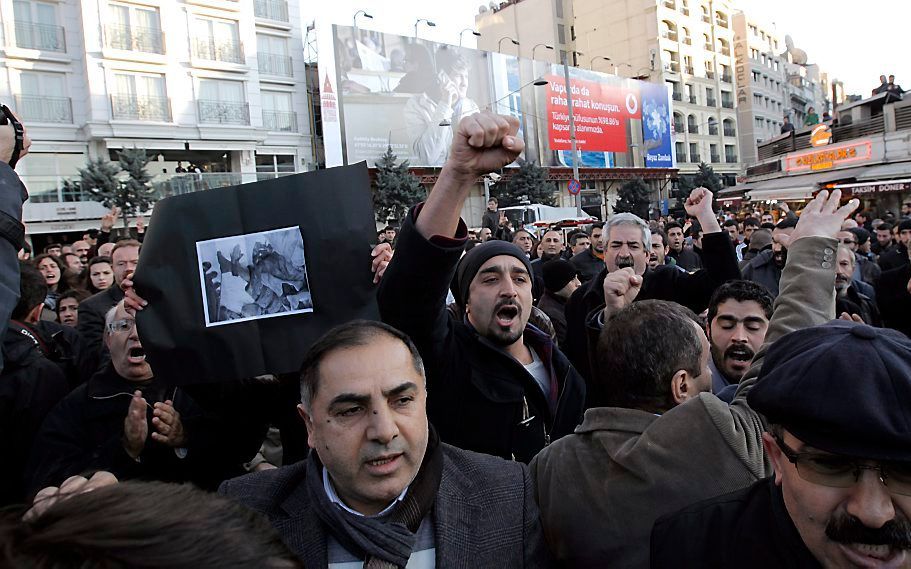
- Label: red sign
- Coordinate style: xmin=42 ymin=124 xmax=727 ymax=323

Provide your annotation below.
xmin=545 ymin=75 xmax=640 ymax=152
xmin=785 ymin=140 xmax=872 ymax=173
xmin=568 ymin=179 xmax=581 ymax=195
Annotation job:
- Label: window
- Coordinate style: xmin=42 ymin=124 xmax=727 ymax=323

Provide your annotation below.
xmin=193 ymin=17 xmax=243 ymax=63
xmin=673 ymin=112 xmax=684 ymax=132
xmin=660 ymin=21 xmax=677 ymax=41
xmin=558 ymin=24 xmax=566 ymax=44
xmin=710 ymin=143 xmax=718 ymax=161
xmin=112 ymin=72 xmax=169 ymax=121
xmin=13 ymin=0 xmax=64 ymax=51
xmin=703 ymin=33 xmax=712 ymax=50
xmin=689 ymin=142 xmax=699 ymax=162
xmin=687 ymin=114 xmax=698 ymax=133
xmin=256 ymin=154 xmax=295 ymax=176
xmin=257 ymin=34 xmax=291 ymax=76
xmin=681 ymin=26 xmax=691 ymax=44
xmin=15 ymin=152 xmax=86 ymax=203
xmin=675 ymin=141 xmax=686 ymax=161
xmin=717 ymin=38 xmax=730 ymax=56
xmin=197 ymin=79 xmax=248 ymax=124
xmin=555 ymin=0 xmax=563 ymax=18
xmin=16 ymin=71 xmax=71 ymax=123
xmin=723 ymin=118 xmax=735 ymax=136
xmin=261 ymin=91 xmax=296 ymax=131
xmin=708 ymin=117 xmax=718 ymax=135
xmin=751 ymin=48 xmax=760 ymax=59
xmin=724 ymin=144 xmax=737 ymax=163
xmin=752 ymin=71 xmax=761 ymax=82
xmin=107 ymin=2 xmax=163 ymax=53
xmin=683 ymin=56 xmax=693 ymax=75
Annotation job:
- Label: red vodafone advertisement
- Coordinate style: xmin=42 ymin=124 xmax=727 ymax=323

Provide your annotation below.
xmin=545 ymin=74 xmax=641 ymax=152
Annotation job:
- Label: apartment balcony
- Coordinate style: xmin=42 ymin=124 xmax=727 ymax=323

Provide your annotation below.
xmin=688 ymin=94 xmax=697 ymax=104
xmin=13 ymin=95 xmax=72 ymax=123
xmin=702 ymin=15 xmax=710 ymax=23
xmin=197 ymin=100 xmax=249 ymax=125
xmin=111 ymin=94 xmax=171 ymax=121
xmin=13 ymin=21 xmax=66 ymax=52
xmin=263 ymin=109 xmax=298 ymax=132
xmin=193 ymin=37 xmax=244 ymax=64
xmin=682 ymin=37 xmax=692 ymax=45
xmin=710 ymin=153 xmax=720 ymax=162
xmin=709 ymin=125 xmax=718 ymax=135
xmin=688 ymin=124 xmax=699 ymax=134
xmin=258 ymin=52 xmax=293 ymax=76
xmin=721 ymin=100 xmax=734 ymax=109
xmin=706 ymin=70 xmax=715 ymax=79
xmin=672 ymin=92 xmax=683 ymax=101
xmin=662 ymin=31 xmax=679 ymax=42
xmin=720 ymin=47 xmax=731 ymax=56
xmin=253 ymin=0 xmax=290 ymax=22
xmin=105 ymin=24 xmax=164 ymax=54
xmin=724 ymin=127 xmax=736 ymax=137
xmin=706 ymin=97 xmax=717 ymax=106
xmin=721 ymin=73 xmax=732 ymax=83
xmin=665 ymin=62 xmax=680 ymax=73
xmin=725 ymin=154 xmax=738 ymax=163
xmin=685 ymin=67 xmax=695 ymax=76
xmin=690 ymin=153 xmax=701 ymax=162
xmin=674 ymin=122 xmax=684 ymax=132
xmin=716 ymin=18 xmax=729 ymax=28
xmin=703 ymin=43 xmax=713 ymax=51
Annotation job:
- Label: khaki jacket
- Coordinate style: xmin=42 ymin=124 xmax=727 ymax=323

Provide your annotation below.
xmin=530 ymin=236 xmax=839 ymax=569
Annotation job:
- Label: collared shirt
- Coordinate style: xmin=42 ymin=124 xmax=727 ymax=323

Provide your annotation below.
xmin=323 ymin=466 xmax=409 ymax=518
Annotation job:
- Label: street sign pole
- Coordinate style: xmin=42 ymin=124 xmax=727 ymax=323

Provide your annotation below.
xmin=562 ymin=56 xmax=583 ymax=217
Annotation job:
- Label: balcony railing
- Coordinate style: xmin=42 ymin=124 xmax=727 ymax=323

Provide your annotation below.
xmin=662 ymin=31 xmax=679 ymax=42
xmin=706 ymin=97 xmax=717 ymax=106
xmin=706 ymin=70 xmax=715 ymax=79
xmin=193 ymin=37 xmax=244 ymax=64
xmin=159 ymin=172 xmax=293 ymax=196
xmin=690 ymin=153 xmax=701 ymax=162
xmin=709 ymin=125 xmax=718 ymax=135
xmin=197 ymin=100 xmax=250 ymax=125
xmin=720 ymin=47 xmax=731 ymax=56
xmin=704 ymin=43 xmax=713 ymax=51
xmin=710 ymin=153 xmax=720 ymax=162
xmin=263 ymin=110 xmax=297 ymax=131
xmin=724 ymin=127 xmax=736 ymax=137
xmin=716 ymin=19 xmax=729 ymax=28
xmin=688 ymin=124 xmax=699 ymax=134
xmin=258 ymin=52 xmax=293 ymax=76
xmin=688 ymin=94 xmax=697 ymax=104
xmin=111 ymin=94 xmax=171 ymax=121
xmin=105 ymin=23 xmax=164 ymax=54
xmin=13 ymin=95 xmax=72 ymax=123
xmin=672 ymin=92 xmax=683 ymax=101
xmin=721 ymin=100 xmax=734 ymax=109
xmin=666 ymin=62 xmax=680 ymax=73
xmin=725 ymin=154 xmax=738 ymax=163
xmin=682 ymin=37 xmax=692 ymax=45
xmin=674 ymin=122 xmax=684 ymax=132
xmin=721 ymin=73 xmax=732 ymax=83
xmin=253 ymin=0 xmax=289 ymax=22
xmin=13 ymin=21 xmax=66 ymax=52
xmin=685 ymin=67 xmax=695 ymax=76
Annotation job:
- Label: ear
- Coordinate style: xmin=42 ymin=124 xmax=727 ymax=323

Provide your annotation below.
xmin=297 ymin=403 xmax=316 ymax=449
xmin=670 ymin=369 xmax=691 ymax=405
xmin=26 ymin=303 xmax=43 ymax=324
xmin=762 ymin=432 xmax=785 ymax=486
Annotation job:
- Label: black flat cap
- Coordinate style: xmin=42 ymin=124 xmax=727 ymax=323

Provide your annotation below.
xmin=748 ymin=320 xmax=911 ymax=461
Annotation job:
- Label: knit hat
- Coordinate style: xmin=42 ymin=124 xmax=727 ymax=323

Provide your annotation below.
xmin=542 ymin=259 xmax=578 ymax=293
xmin=748 ymin=229 xmax=773 ymax=251
xmin=455 ymin=240 xmax=533 ymax=306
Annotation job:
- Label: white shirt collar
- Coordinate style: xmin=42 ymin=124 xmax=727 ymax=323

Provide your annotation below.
xmin=322 ymin=466 xmax=409 ymax=518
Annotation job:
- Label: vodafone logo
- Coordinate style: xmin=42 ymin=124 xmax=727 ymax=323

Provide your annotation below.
xmin=626 ymin=92 xmax=639 ymax=115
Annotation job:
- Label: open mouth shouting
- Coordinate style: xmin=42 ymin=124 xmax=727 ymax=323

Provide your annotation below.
xmin=495 ymin=303 xmax=521 ymax=328
xmin=724 ymin=345 xmax=754 ymax=370
xmin=127 ymin=346 xmax=147 ymax=364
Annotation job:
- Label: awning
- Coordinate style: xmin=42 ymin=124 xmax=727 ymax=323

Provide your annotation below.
xmin=855 ymin=161 xmax=911 ymax=181
xmin=745 ymin=167 xmax=871 ymax=202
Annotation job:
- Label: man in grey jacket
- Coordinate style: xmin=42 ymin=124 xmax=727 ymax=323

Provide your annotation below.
xmin=530 ymin=190 xmax=858 ymax=568
xmin=221 ymin=319 xmax=552 ymax=567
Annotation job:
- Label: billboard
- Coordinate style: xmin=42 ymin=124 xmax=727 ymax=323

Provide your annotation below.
xmin=318 ymin=24 xmax=675 ymax=170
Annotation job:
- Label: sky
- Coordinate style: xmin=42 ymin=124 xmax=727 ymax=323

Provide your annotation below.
xmin=309 ymin=0 xmax=907 ymax=96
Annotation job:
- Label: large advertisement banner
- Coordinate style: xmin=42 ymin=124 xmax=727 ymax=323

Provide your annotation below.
xmin=319 ymin=24 xmax=674 ymax=170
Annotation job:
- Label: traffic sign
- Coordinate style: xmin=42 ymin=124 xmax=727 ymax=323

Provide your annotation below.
xmin=568 ymin=178 xmax=581 ymax=195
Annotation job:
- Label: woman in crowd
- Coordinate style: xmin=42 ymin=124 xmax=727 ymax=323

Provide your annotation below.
xmin=33 ymin=254 xmax=72 ymax=313
xmin=83 ymin=255 xmax=114 ymax=294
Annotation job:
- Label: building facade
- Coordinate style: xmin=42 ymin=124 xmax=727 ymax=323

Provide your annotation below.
xmin=1 ymin=0 xmax=314 ymax=239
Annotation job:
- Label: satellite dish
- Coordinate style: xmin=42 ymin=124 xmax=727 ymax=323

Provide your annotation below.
xmin=478 ymin=4 xmax=488 ymax=12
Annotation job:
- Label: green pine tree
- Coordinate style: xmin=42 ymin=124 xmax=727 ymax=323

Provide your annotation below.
xmin=490 ymin=160 xmax=557 ymax=207
xmin=116 ymin=148 xmax=157 ymax=228
xmin=693 ymin=162 xmax=723 ymax=194
xmin=613 ymin=177 xmax=652 ymax=220
xmin=373 ymin=146 xmax=426 ymax=225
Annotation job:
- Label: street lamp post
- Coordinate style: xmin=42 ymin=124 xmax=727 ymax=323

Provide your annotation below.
xmin=459 ymin=28 xmax=481 ymax=47
xmin=352 ymin=10 xmax=372 ymax=28
xmin=561 ymin=52 xmax=583 ymax=216
xmin=498 ymin=36 xmax=519 ymax=52
xmin=532 ymin=43 xmax=554 ymax=61
xmin=414 ymin=18 xmax=436 ymax=39
xmin=590 ymin=55 xmax=611 ymax=70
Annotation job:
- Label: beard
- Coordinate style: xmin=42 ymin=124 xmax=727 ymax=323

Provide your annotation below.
xmin=826 ymin=513 xmax=911 ymax=551
xmin=615 ymin=255 xmax=635 ymax=270
xmin=485 ymin=298 xmax=526 ymax=346
xmin=773 ymin=248 xmax=788 ymax=269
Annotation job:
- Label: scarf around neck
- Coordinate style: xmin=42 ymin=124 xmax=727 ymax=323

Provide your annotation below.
xmin=307 ymin=425 xmax=443 ymax=569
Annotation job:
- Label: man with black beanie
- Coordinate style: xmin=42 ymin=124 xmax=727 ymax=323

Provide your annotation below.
xmin=377 ymin=112 xmax=585 ymax=462
xmin=537 ymin=260 xmax=580 ymax=345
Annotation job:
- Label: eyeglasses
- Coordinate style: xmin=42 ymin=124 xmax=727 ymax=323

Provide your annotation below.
xmin=106 ymin=318 xmax=136 ymax=333
xmin=840 ymin=239 xmax=856 ymax=245
xmin=775 ymin=435 xmax=911 ymax=496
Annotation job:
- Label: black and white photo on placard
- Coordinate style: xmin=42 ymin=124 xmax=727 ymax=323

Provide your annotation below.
xmin=196 ymin=226 xmax=313 ymax=326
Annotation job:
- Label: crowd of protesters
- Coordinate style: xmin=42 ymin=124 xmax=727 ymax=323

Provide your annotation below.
xmin=2 ymin=110 xmax=911 ymax=568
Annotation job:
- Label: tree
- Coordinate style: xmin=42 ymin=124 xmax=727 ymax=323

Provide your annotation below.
xmin=692 ymin=162 xmax=723 ymax=194
xmin=373 ymin=146 xmax=426 ymax=225
xmin=613 ymin=177 xmax=652 ymax=220
xmin=490 ymin=160 xmax=557 ymax=207
xmin=80 ymin=149 xmax=157 ymax=228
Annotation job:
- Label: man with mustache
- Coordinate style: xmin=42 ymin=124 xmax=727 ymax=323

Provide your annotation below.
xmin=563 ymin=187 xmax=741 ymax=386
xmin=835 ymin=245 xmax=882 ymax=327
xmin=377 ymin=112 xmax=586 ymax=462
xmin=221 ymin=320 xmax=552 ymax=566
xmin=666 ymin=221 xmax=703 ymax=271
xmin=742 ymin=217 xmax=797 ymax=297
xmin=705 ymin=280 xmax=773 ymax=398
xmin=653 ymin=319 xmax=911 ymax=569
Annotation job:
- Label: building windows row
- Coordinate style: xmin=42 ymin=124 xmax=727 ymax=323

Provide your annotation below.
xmin=675 ymin=141 xmax=737 ymax=163
xmin=673 ymin=112 xmax=736 ymax=137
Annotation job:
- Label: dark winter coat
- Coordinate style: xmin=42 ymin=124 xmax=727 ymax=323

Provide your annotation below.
xmin=876 ymin=262 xmax=911 ymax=337
xmin=378 ymin=207 xmax=586 ymax=463
xmin=667 ymin=246 xmax=703 ymax=271
xmin=0 ymin=322 xmax=70 ymax=505
xmin=741 ymin=249 xmax=782 ymax=297
xmin=76 ymin=285 xmax=124 ymax=372
xmin=569 ymin=247 xmax=604 ymax=283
